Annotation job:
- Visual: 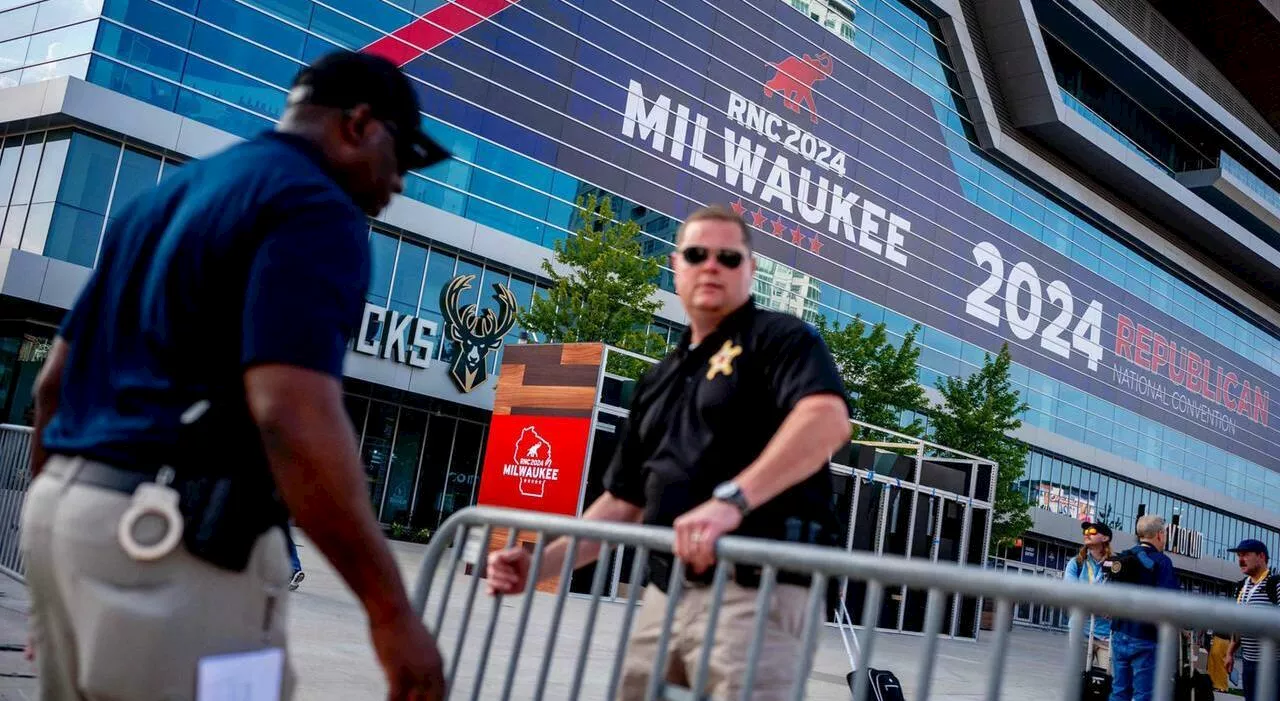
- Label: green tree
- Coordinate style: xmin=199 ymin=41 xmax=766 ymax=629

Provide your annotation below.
xmin=815 ymin=315 xmax=929 ymax=439
xmin=930 ymin=344 xmax=1032 ymax=548
xmin=519 ymin=194 xmax=665 ymax=364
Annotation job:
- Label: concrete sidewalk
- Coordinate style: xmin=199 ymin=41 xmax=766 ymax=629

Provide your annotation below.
xmin=0 ymin=536 xmax=1244 ymax=699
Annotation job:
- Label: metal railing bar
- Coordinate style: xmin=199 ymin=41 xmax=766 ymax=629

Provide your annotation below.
xmin=739 ymin=565 xmax=779 ymax=701
xmin=569 ymin=539 xmax=613 ymax=701
xmin=468 ymin=527 xmax=515 ymax=701
xmin=915 ymin=587 xmax=946 ymax=701
xmin=606 ymin=546 xmax=650 ymax=701
xmin=1061 ymin=607 xmax=1087 ymax=701
xmin=423 ymin=523 xmax=467 ymax=632
xmin=1260 ymin=639 xmax=1279 ymax=701
xmin=499 ymin=531 xmax=545 ymax=701
xmin=445 ymin=524 xmax=492 ymax=698
xmin=646 ymin=559 xmax=686 ymax=701
xmin=424 ymin=508 xmax=1280 ymax=638
xmin=532 ymin=535 xmax=579 ymax=701
xmin=788 ymin=572 xmax=828 ymax=701
xmin=982 ymin=599 xmax=1013 ymax=700
xmin=852 ymin=582 xmax=885 ymax=701
xmin=1152 ymin=623 xmax=1178 ymax=701
xmin=690 ymin=560 xmax=731 ymax=697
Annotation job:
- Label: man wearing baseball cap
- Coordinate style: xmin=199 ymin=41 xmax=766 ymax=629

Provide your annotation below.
xmin=21 ymin=50 xmax=449 ymax=699
xmin=1226 ymin=539 xmax=1280 ymax=701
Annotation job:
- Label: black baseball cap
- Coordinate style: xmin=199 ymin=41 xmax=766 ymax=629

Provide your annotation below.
xmin=286 ymin=50 xmax=450 ymax=171
xmin=1081 ymin=521 xmax=1112 ymax=539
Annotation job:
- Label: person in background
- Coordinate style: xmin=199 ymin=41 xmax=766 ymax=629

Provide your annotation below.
xmin=1207 ymin=627 xmax=1232 ymax=692
xmin=1108 ymin=515 xmax=1179 ymax=701
xmin=1225 ymin=539 xmax=1280 ymax=701
xmin=285 ymin=525 xmax=305 ymax=591
xmin=1064 ymin=520 xmax=1113 ymax=672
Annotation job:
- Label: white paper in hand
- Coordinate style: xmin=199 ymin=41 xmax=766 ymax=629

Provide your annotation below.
xmin=196 ymin=647 xmax=285 ymax=701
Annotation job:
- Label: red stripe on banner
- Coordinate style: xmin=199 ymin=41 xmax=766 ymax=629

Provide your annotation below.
xmin=363 ymin=0 xmax=518 ymax=67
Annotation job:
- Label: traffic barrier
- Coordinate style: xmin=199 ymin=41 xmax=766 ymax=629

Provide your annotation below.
xmin=413 ymin=505 xmax=1280 ymax=701
xmin=0 ymin=424 xmax=31 ymax=581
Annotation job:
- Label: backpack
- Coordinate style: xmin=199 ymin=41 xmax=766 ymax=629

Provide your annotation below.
xmin=1105 ymin=545 xmax=1156 ymax=585
xmin=1232 ymin=573 xmax=1280 ymax=606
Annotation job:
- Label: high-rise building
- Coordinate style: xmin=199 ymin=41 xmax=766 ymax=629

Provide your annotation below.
xmin=2 ymin=0 xmax=1278 ymax=633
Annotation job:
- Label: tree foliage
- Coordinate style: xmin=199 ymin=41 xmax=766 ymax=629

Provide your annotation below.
xmin=518 ymin=193 xmax=665 ymax=360
xmin=815 ymin=315 xmax=929 ymax=440
xmin=930 ymin=344 xmax=1033 ymax=548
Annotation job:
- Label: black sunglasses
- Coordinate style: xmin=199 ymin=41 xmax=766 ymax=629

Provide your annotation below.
xmin=677 ymin=246 xmax=745 ymax=269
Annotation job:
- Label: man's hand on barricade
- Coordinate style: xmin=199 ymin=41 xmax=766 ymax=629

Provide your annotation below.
xmin=674 ymin=500 xmax=743 ymax=575
xmin=371 ymin=616 xmax=446 ymax=701
xmin=487 ymin=547 xmax=532 ymax=595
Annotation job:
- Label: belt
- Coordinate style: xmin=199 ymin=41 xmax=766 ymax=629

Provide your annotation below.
xmin=649 ymin=556 xmax=811 ymax=593
xmin=61 ymin=459 xmax=175 ymax=495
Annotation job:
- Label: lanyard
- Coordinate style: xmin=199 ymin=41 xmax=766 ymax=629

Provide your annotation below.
xmin=1239 ymin=576 xmax=1266 ymax=604
xmin=1085 ymin=558 xmax=1100 ymax=583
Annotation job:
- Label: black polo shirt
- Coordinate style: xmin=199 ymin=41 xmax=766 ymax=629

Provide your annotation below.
xmin=603 ymin=297 xmax=848 ymax=586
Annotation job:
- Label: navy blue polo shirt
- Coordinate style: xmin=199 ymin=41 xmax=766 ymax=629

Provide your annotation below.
xmin=42 ymin=131 xmax=371 ymax=474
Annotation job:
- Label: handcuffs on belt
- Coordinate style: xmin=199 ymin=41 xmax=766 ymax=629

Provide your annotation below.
xmin=117 ymin=465 xmax=183 ymax=561
xmin=116 ymin=400 xmax=208 ymax=561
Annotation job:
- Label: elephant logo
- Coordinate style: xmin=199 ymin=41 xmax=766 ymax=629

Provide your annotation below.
xmin=762 ymin=52 xmax=834 ymax=124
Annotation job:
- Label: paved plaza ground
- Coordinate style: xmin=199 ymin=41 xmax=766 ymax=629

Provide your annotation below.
xmin=0 ymin=534 xmax=1239 ymax=700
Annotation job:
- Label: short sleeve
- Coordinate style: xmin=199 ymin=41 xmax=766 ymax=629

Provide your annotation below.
xmin=241 ymin=191 xmax=369 ymax=378
xmin=601 ymin=415 xmax=647 ymax=507
xmin=764 ymin=323 xmax=848 ymax=412
xmin=601 ymin=373 xmax=653 ymax=507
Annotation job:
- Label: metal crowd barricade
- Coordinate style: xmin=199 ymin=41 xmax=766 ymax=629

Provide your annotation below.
xmin=0 ymin=424 xmax=32 ymax=581
xmin=413 ymin=505 xmax=1280 ymax=701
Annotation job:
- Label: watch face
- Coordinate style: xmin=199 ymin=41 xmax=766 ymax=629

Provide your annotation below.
xmin=714 ymin=482 xmax=738 ymax=500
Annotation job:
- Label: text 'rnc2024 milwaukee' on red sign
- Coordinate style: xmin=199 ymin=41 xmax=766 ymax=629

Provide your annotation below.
xmin=476 ymin=414 xmax=591 ymax=516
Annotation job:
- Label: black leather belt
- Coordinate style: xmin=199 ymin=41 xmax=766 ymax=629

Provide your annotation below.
xmin=63 ymin=459 xmax=172 ymax=495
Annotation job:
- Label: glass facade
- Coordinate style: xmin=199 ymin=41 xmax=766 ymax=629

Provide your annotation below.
xmin=0 ymin=128 xmax=184 ymax=266
xmin=342 ymin=378 xmax=492 ymax=531
xmin=1018 ymin=449 xmax=1280 ymax=565
xmin=1 ymin=0 xmax=1277 ymax=578
xmin=0 ymin=0 xmax=98 ymax=89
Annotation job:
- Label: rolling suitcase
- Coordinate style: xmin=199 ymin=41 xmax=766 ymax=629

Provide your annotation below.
xmin=836 ymin=597 xmax=906 ymax=701
xmin=1080 ymin=616 xmax=1112 ymax=701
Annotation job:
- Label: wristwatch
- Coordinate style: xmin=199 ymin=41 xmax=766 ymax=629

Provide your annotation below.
xmin=713 ymin=481 xmax=751 ymax=517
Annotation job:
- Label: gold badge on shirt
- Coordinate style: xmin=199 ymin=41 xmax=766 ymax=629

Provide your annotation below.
xmin=706 ymin=340 xmax=742 ymax=380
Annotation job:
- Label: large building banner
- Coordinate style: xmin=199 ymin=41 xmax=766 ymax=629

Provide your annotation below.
xmin=374 ymin=0 xmax=1277 ymax=469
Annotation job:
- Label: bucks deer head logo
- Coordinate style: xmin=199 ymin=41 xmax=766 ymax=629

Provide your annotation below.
xmin=440 ymin=275 xmax=519 ymax=393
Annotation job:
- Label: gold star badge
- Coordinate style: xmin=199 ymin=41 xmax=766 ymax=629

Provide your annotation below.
xmin=706 ymin=340 xmax=743 ymax=380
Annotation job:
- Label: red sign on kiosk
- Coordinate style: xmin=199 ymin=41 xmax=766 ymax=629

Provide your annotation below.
xmin=476 ymin=414 xmax=592 ymax=516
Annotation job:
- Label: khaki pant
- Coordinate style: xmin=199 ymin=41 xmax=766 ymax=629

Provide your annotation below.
xmin=618 ymin=580 xmax=810 ymax=701
xmin=20 ymin=455 xmax=296 ymax=701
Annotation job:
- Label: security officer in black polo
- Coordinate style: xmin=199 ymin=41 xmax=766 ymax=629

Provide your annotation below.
xmin=487 ymin=204 xmax=852 ymax=701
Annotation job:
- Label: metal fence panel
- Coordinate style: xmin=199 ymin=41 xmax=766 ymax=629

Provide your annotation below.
xmin=415 ymin=505 xmax=1280 ymax=701
xmin=0 ymin=425 xmax=32 ymax=581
